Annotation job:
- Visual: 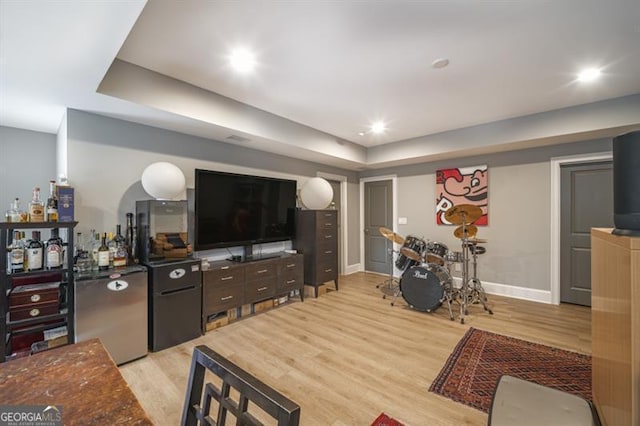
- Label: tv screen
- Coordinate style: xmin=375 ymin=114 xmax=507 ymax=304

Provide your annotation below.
xmin=194 ymin=169 xmax=297 ymax=251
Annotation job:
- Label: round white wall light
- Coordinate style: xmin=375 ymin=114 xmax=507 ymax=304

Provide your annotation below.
xmin=141 ymin=162 xmax=186 ymax=200
xmin=299 ymin=177 xmax=333 ymax=210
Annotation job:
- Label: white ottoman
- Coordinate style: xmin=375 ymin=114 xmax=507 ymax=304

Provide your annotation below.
xmin=488 ymin=375 xmax=600 ymax=426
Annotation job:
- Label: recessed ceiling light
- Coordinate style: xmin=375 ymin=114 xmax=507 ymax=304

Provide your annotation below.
xmin=358 ymin=132 xmax=365 ymax=136
xmin=577 ymin=68 xmax=601 ymax=82
xmin=432 ymin=58 xmax=450 ymax=69
xmin=229 ymin=48 xmax=256 ymax=73
xmin=371 ymin=121 xmax=386 ymax=134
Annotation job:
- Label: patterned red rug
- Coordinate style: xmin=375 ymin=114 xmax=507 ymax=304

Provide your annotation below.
xmin=429 ymin=327 xmax=592 ymax=413
xmin=371 ymin=412 xmax=404 ymax=426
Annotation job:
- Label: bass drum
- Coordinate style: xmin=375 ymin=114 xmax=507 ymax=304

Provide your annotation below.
xmin=400 ymin=265 xmax=452 ymax=312
xmin=395 ymin=236 xmax=427 ymax=272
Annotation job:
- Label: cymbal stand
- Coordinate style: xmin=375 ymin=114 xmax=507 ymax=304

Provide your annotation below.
xmin=466 ymin=245 xmax=493 ymax=314
xmin=376 ymin=247 xmax=400 ymax=299
xmin=456 ymin=214 xmax=471 ymax=324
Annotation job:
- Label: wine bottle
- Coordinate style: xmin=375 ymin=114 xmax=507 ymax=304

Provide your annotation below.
xmin=113 ymin=225 xmax=127 ymax=268
xmin=97 ymin=233 xmax=110 ymax=271
xmin=46 ymin=180 xmax=58 ymax=222
xmin=125 ymin=212 xmax=137 ymax=264
xmin=7 ymin=231 xmax=25 ymax=273
xmin=28 ymin=187 xmax=45 ymax=223
xmin=26 ymin=231 xmax=44 ymax=271
xmin=46 ymin=228 xmax=63 ymax=269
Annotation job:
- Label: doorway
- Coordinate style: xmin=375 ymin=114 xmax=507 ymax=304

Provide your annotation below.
xmin=550 ymin=152 xmax=613 ymax=305
xmin=361 ymin=178 xmax=395 ymax=274
xmin=560 ymin=161 xmax=613 ymax=305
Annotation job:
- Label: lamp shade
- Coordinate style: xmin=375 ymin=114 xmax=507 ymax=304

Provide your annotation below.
xmin=141 ymin=162 xmax=186 ymax=200
xmin=299 ymin=177 xmax=333 ymax=210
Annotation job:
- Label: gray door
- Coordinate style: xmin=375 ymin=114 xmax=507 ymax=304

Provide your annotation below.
xmin=328 ymin=179 xmax=342 ymax=273
xmin=560 ymin=161 xmax=613 ymax=306
xmin=364 ymin=180 xmax=393 ymax=274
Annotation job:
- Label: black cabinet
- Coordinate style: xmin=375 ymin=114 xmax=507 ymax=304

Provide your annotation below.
xmin=1 ymin=221 xmax=77 ymax=362
xmin=293 ymin=210 xmax=339 ymax=297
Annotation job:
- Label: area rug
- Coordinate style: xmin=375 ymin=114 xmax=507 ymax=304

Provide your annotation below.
xmin=371 ymin=412 xmax=404 ymax=426
xmin=428 ymin=327 xmax=592 ymax=413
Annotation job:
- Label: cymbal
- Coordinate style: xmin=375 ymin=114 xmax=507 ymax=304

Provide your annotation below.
xmin=454 ymin=224 xmax=477 ymax=239
xmin=444 ymin=204 xmax=483 ymax=225
xmin=379 ymin=227 xmax=405 ymax=245
xmin=467 ymin=237 xmax=488 ymax=245
xmin=400 ymin=246 xmax=422 ymax=262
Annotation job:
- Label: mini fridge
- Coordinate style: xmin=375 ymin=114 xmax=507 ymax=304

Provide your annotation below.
xmin=147 ymin=258 xmax=202 ymax=351
xmin=74 ymin=266 xmax=148 ymax=365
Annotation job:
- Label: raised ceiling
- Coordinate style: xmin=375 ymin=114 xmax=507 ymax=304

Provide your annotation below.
xmin=1 ymin=1 xmax=639 ymax=170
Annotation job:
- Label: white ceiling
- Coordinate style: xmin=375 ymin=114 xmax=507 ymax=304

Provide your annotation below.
xmin=1 ymin=0 xmax=639 ymax=170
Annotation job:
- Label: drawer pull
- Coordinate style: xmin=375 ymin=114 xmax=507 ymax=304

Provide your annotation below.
xmin=257 ymin=269 xmax=268 ymax=274
xmin=257 ymin=286 xmax=268 ymax=292
xmin=325 ymin=268 xmax=333 ymax=273
xmin=221 ymin=266 xmax=230 ymax=270
xmin=324 ymin=235 xmax=332 ymax=239
xmin=286 ymin=279 xmax=296 ymax=284
xmin=221 ymin=276 xmax=233 ymax=281
xmin=324 ymin=250 xmax=332 ymax=254
xmin=324 ymin=213 xmax=332 ymax=217
xmin=286 ymin=263 xmax=295 ymax=268
xmin=325 ymin=222 xmax=332 ymax=226
xmin=221 ymin=295 xmax=234 ymax=301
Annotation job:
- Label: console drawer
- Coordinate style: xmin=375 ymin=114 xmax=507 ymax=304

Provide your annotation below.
xmin=204 ymin=283 xmax=244 ymax=315
xmin=245 ymin=279 xmax=276 ymax=303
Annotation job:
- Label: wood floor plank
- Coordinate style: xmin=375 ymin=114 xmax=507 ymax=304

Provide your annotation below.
xmin=119 ymin=272 xmax=591 ymax=425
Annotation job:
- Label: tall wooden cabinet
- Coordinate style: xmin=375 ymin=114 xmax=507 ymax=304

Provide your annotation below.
xmin=1 ymin=222 xmax=77 ymax=362
xmin=591 ymin=228 xmax=640 ymax=426
xmin=294 ymin=209 xmax=339 ymax=297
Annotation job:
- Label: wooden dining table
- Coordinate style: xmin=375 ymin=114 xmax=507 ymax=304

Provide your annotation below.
xmin=0 ymin=339 xmax=152 ymax=425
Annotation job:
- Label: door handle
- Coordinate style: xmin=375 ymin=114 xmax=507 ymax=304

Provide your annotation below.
xmin=364 ymin=228 xmax=369 ymax=234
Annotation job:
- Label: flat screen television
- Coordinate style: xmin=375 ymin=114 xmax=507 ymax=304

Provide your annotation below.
xmin=194 ymin=169 xmax=297 ymax=252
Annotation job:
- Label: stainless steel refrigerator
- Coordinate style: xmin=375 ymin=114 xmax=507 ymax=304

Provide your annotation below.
xmin=74 ymin=266 xmax=148 ymax=365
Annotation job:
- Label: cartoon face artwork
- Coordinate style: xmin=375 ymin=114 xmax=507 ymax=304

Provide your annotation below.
xmin=436 ymin=165 xmax=488 ymax=225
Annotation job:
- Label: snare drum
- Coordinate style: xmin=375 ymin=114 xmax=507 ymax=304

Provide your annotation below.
xmin=395 ymin=236 xmax=427 ymax=272
xmin=425 ymin=241 xmax=448 ymax=265
xmin=400 ymin=264 xmax=452 ymax=312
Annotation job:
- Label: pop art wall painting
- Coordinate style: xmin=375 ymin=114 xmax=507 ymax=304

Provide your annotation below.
xmin=435 ymin=165 xmax=488 ymax=225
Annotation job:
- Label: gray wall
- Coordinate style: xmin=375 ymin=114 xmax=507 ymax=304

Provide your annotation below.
xmin=0 ymin=126 xmax=57 ymax=213
xmin=64 ymin=110 xmax=361 ymax=265
xmin=360 ymin=138 xmax=612 ymax=292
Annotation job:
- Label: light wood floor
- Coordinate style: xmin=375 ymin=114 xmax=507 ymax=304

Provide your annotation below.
xmin=119 ymin=272 xmax=591 ymax=425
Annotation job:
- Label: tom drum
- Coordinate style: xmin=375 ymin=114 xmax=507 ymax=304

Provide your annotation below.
xmin=395 ymin=236 xmax=427 ymax=272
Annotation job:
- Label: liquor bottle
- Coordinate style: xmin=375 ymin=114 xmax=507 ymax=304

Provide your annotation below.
xmin=97 ymin=233 xmax=110 ymax=271
xmin=25 ymin=231 xmax=44 ymax=271
xmin=112 ymin=225 xmax=127 ymax=267
xmin=28 ymin=187 xmax=45 ymax=223
xmin=90 ymin=230 xmax=100 ymax=270
xmin=107 ymin=231 xmax=116 ymax=267
xmin=125 ymin=212 xmax=137 ymax=264
xmin=5 ymin=198 xmax=27 ymax=223
xmin=46 ymin=180 xmax=58 ymax=222
xmin=7 ymin=231 xmax=25 ymax=273
xmin=46 ymin=228 xmax=64 ymax=269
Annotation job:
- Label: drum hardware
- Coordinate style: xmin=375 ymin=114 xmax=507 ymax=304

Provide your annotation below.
xmin=396 ymin=236 xmax=427 ymax=271
xmin=454 ymin=224 xmax=477 ymax=239
xmin=377 ymin=228 xmax=405 ymax=298
xmin=443 ymin=204 xmax=493 ymax=324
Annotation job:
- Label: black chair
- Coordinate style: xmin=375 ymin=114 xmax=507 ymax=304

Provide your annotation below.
xmin=181 ymin=345 xmax=300 ymax=426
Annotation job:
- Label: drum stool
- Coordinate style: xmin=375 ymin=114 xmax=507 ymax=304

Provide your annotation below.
xmin=488 ymin=375 xmax=600 ymax=426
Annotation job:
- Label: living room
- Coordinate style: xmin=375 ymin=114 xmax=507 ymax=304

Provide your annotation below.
xmin=1 ymin=1 xmax=639 ymax=425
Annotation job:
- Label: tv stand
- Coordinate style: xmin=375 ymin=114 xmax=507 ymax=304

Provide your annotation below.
xmin=202 ymin=253 xmax=304 ymax=331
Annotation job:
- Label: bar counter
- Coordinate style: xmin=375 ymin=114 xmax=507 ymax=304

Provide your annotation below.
xmin=0 ymin=339 xmax=152 ymax=425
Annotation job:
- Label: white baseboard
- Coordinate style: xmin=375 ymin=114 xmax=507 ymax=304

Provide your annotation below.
xmin=344 ymin=263 xmax=362 ymax=275
xmin=451 ymin=277 xmax=552 ymax=304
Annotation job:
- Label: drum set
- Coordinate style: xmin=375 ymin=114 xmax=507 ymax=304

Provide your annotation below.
xmin=378 ymin=204 xmax=493 ymax=324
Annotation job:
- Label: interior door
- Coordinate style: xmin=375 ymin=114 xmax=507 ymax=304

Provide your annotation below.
xmin=327 ymin=179 xmax=342 ymax=273
xmin=364 ymin=180 xmax=393 ymax=274
xmin=560 ymin=161 xmax=613 ymax=306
